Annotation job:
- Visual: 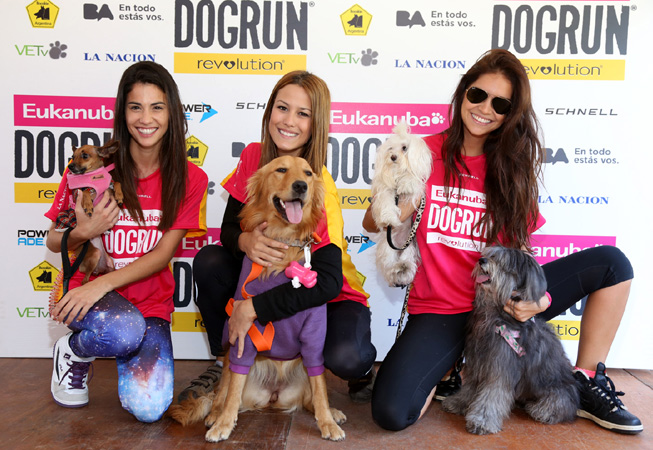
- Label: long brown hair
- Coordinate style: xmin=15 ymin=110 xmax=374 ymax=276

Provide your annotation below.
xmin=111 ymin=61 xmax=188 ymax=230
xmin=259 ymin=71 xmax=331 ymax=174
xmin=443 ymin=49 xmax=544 ymax=250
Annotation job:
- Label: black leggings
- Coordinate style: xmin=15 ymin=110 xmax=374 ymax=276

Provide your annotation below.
xmin=371 ymin=245 xmax=633 ymax=431
xmin=193 ymin=244 xmax=377 ymax=380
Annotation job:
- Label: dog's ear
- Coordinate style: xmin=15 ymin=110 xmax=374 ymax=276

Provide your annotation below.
xmin=72 ymin=145 xmax=78 ymax=152
xmin=392 ymin=120 xmax=409 ymax=137
xmin=96 ymin=140 xmax=121 ymax=158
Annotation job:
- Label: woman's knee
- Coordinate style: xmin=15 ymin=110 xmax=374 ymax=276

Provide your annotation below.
xmin=371 ymin=397 xmax=416 ymax=431
xmin=324 ymin=342 xmax=375 ymax=380
xmin=589 ymin=245 xmax=634 ymax=284
xmin=121 ymin=390 xmax=172 ymax=423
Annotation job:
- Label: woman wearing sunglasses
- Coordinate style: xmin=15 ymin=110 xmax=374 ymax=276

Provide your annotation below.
xmin=364 ymin=49 xmax=642 ymax=434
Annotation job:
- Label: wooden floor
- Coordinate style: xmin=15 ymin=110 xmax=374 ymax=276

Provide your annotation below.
xmin=1 ymin=358 xmax=651 ymax=450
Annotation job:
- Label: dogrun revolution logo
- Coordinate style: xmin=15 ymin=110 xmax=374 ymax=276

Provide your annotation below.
xmin=174 ymin=0 xmax=308 ymax=49
xmin=491 ymin=3 xmax=631 ymax=80
xmin=173 ymin=0 xmax=309 ymax=74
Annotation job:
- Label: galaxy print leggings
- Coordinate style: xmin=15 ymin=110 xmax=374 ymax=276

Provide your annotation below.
xmin=67 ymin=291 xmax=174 ymax=423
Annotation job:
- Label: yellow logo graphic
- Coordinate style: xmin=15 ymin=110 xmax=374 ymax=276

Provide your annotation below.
xmin=340 ymin=189 xmax=371 ymax=210
xmin=340 ymin=4 xmax=372 ymax=36
xmin=26 ymin=0 xmax=59 ymax=28
xmin=521 ymin=59 xmax=625 ymax=81
xmin=186 ymin=135 xmax=208 ymax=166
xmin=172 ymin=311 xmax=206 ymax=332
xmin=15 ymin=183 xmax=59 ymax=203
xmin=548 ymin=320 xmax=581 ymax=341
xmin=174 ymin=53 xmax=306 ymax=75
xmin=29 ymin=260 xmax=58 ymax=291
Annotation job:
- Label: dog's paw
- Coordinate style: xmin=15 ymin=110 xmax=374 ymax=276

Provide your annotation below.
xmin=204 ymin=410 xmax=220 ymax=428
xmin=387 ymin=262 xmax=417 ymax=287
xmin=330 ymin=407 xmax=347 ymax=425
xmin=318 ymin=420 xmax=346 ymax=441
xmin=466 ymin=419 xmax=500 ymax=435
xmin=441 ymin=396 xmax=466 ymax=416
xmin=379 ymin=206 xmax=402 ymax=228
xmin=205 ymin=419 xmax=236 ymax=443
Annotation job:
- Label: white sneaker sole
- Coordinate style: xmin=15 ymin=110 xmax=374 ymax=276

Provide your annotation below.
xmin=577 ymin=409 xmax=643 ymax=434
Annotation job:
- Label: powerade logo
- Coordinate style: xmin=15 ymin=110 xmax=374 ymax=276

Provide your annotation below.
xmin=492 ymin=4 xmax=630 ymax=55
xmin=174 ymin=0 xmax=308 ymax=50
xmin=184 ymin=103 xmax=218 ymax=122
xmin=344 ymin=234 xmax=375 ymax=253
xmin=14 ymin=95 xmax=115 ymax=128
xmin=18 ymin=229 xmax=48 ymax=246
xmin=330 ymin=102 xmax=449 ymax=134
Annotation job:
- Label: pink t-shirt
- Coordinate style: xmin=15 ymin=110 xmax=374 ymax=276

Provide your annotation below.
xmin=45 ymin=161 xmax=208 ymax=321
xmin=409 ymin=134 xmax=544 ymax=315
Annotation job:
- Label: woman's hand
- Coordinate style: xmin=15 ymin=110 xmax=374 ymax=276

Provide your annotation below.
xmin=503 ymin=292 xmax=550 ymax=322
xmin=228 ymin=298 xmax=257 ymax=358
xmin=51 ymin=277 xmax=112 ymax=325
xmin=238 ymin=222 xmax=288 ymax=267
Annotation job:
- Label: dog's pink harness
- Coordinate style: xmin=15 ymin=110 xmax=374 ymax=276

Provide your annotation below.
xmin=495 ymin=324 xmax=526 ymax=357
xmin=66 ymin=163 xmax=115 ymax=209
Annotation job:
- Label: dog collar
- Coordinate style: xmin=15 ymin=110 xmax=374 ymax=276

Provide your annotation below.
xmin=275 ymin=232 xmax=322 ymax=249
xmin=495 ymin=324 xmax=526 ymax=357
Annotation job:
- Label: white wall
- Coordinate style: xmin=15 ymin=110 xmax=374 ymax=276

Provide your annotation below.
xmin=2 ymin=0 xmax=652 ymax=369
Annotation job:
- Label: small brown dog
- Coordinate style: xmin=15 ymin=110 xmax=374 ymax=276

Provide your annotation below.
xmin=168 ymin=156 xmax=346 ymax=442
xmin=56 ymin=141 xmax=123 ymax=284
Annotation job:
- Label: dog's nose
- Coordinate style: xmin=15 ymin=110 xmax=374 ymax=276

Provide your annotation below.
xmin=478 ymin=257 xmax=487 ymax=265
xmin=391 ymin=155 xmax=397 ymax=162
xmin=292 ymin=181 xmax=307 ymax=195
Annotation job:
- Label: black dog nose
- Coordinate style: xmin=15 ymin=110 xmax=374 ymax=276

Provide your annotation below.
xmin=292 ymin=181 xmax=307 ymax=195
xmin=391 ymin=155 xmax=397 ymax=162
xmin=478 ymin=257 xmax=487 ymax=265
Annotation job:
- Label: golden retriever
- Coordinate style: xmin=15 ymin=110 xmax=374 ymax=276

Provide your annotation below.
xmin=169 ymin=156 xmax=346 ymax=442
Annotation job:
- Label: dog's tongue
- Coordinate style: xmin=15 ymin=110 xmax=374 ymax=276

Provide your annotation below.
xmin=284 ymin=200 xmax=303 ymax=224
xmin=475 ymin=274 xmax=490 ymax=284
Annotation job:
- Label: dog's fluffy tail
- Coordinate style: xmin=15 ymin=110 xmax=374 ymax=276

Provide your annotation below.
xmin=167 ymin=393 xmax=214 ymax=426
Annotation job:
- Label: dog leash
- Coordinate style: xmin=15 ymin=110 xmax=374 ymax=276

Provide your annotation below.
xmin=395 ymin=284 xmax=412 ymax=341
xmin=60 ymin=228 xmax=90 ymax=295
xmin=387 ymin=195 xmax=426 ymax=340
xmin=386 ymin=196 xmax=426 ymax=251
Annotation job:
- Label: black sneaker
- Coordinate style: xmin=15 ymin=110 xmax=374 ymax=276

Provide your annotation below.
xmin=177 ymin=364 xmax=222 ymax=403
xmin=434 ymin=357 xmax=463 ymax=401
xmin=574 ymin=362 xmax=643 ymax=434
xmin=348 ymin=368 xmax=376 ymax=403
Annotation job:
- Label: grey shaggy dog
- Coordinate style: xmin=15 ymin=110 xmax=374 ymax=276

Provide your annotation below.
xmin=442 ymin=246 xmax=579 ymax=435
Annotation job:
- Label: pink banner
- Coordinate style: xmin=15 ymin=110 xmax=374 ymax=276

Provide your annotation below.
xmin=175 ymin=228 xmax=221 ymax=258
xmin=14 ymin=95 xmax=115 ymax=128
xmin=530 ymin=234 xmax=616 ymax=265
xmin=330 ymin=102 xmax=450 ymax=135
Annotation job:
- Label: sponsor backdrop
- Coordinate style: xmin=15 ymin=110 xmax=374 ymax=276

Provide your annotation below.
xmin=2 ymin=1 xmax=652 ymax=369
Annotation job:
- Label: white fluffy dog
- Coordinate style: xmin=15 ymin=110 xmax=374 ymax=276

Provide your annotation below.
xmin=371 ymin=121 xmax=432 ymax=287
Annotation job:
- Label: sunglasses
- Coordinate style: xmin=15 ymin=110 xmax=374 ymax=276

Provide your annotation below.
xmin=465 ymin=87 xmax=512 ymax=115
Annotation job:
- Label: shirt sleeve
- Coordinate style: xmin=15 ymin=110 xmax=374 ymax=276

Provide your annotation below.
xmin=252 ymin=243 xmax=343 ymax=324
xmin=221 ymin=143 xmax=262 ymax=203
xmin=44 ymin=170 xmax=71 ymax=222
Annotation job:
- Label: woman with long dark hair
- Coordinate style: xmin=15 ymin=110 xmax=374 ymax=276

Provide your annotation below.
xmin=46 ymin=61 xmax=208 ymax=422
xmin=364 ymin=49 xmax=642 ymax=434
